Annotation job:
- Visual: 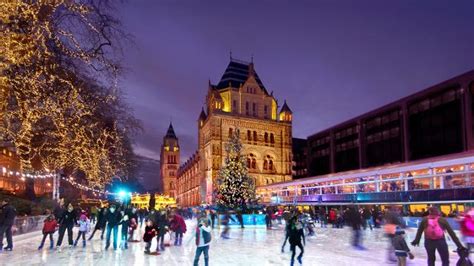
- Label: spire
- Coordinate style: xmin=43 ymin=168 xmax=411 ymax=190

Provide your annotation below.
xmin=198 ymin=107 xmax=207 ymax=121
xmin=165 ymin=122 xmax=177 ymax=139
xmin=280 ymin=100 xmax=292 ymax=114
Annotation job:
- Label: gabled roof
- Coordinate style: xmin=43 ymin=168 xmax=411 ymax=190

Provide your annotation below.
xmin=280 ymin=100 xmax=292 ymax=113
xmin=164 ymin=122 xmax=177 ymax=139
xmin=215 ymin=58 xmax=268 ymax=94
xmin=198 ymin=107 xmax=207 ymax=121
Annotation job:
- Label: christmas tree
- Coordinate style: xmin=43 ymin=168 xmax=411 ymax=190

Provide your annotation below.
xmin=216 ymin=130 xmax=256 ymax=209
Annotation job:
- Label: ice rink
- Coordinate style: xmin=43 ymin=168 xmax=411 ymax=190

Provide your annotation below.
xmin=1 ymin=220 xmax=462 ymax=266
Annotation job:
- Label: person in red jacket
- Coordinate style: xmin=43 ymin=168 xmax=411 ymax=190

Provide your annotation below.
xmin=170 ymin=213 xmax=187 ymax=246
xmin=38 ymin=214 xmax=58 ymax=250
xmin=329 ymin=209 xmax=337 ymax=227
xmin=459 ymin=208 xmax=474 ymax=257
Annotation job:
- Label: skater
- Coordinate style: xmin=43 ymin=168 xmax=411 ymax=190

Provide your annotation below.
xmin=210 ymin=210 xmax=217 ymax=229
xmin=221 ymin=211 xmax=235 ymax=239
xmin=74 ymin=213 xmax=90 ymax=247
xmin=90 ymin=206 xmax=98 ymax=224
xmin=384 ymin=206 xmax=403 ymax=262
xmin=411 ymin=207 xmax=465 ymax=266
xmin=105 ymin=204 xmax=122 ymax=250
xmin=194 ymin=218 xmax=211 ymax=266
xmin=459 ymin=208 xmax=474 ymax=257
xmin=319 ymin=208 xmax=327 ymax=228
xmin=288 ymin=216 xmax=305 ymax=266
xmin=0 ymin=198 xmax=16 ymax=252
xmin=347 ymin=206 xmax=364 ymax=249
xmin=156 ymin=210 xmax=169 ymax=251
xmin=392 ymin=227 xmax=414 ymax=266
xmin=362 ymin=208 xmax=373 ymax=230
xmin=38 ymin=214 xmax=58 ymax=250
xmin=56 ymin=203 xmax=77 ymax=250
xmin=170 ymin=212 xmax=187 ymax=246
xmin=281 ymin=215 xmax=291 ymax=253
xmin=129 ymin=207 xmax=139 ymax=241
xmin=143 ymin=220 xmax=157 ymax=254
xmin=88 ymin=207 xmax=107 ymax=240
xmin=236 ymin=211 xmax=244 ymax=229
xmin=265 ymin=208 xmax=273 ymax=229
xmin=119 ymin=210 xmax=129 ymax=249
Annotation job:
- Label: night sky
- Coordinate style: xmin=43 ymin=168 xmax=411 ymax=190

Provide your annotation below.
xmin=117 ymin=0 xmax=474 ymax=161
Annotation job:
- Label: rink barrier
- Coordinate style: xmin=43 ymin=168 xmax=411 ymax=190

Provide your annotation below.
xmin=217 ymin=214 xmax=266 ymax=227
xmin=11 ymin=215 xmax=48 ymax=236
xmin=402 ymin=216 xmax=460 ymax=230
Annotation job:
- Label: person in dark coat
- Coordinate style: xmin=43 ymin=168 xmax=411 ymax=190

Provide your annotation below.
xmin=0 ymin=198 xmax=17 ymax=251
xmin=119 ymin=209 xmax=130 ymax=249
xmin=288 ymin=216 xmax=305 ymax=266
xmin=236 ymin=211 xmax=244 ymax=229
xmin=411 ymin=207 xmax=465 ymax=266
xmin=347 ymin=206 xmax=364 ymax=249
xmin=56 ymin=203 xmax=77 ymax=249
xmin=155 ymin=210 xmax=169 ymax=251
xmin=105 ymin=204 xmax=122 ymax=250
xmin=88 ymin=207 xmax=107 ymax=240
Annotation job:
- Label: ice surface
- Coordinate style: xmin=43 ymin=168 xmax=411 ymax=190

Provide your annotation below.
xmin=1 ymin=220 xmax=462 ymax=266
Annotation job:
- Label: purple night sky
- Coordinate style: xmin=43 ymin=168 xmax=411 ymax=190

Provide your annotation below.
xmin=116 ymin=0 xmax=474 ymax=161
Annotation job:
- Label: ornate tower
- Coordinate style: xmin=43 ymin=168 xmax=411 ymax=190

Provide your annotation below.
xmin=160 ymin=123 xmax=180 ymax=198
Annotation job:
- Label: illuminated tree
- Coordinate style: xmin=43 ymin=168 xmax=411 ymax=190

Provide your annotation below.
xmin=0 ymin=1 xmax=138 ymax=189
xmin=216 ymin=131 xmax=256 ymax=209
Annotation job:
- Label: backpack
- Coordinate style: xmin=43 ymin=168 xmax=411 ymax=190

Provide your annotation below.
xmin=425 ymin=217 xmax=444 ymax=240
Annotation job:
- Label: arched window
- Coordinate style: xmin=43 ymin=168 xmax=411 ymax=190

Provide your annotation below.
xmin=253 ymin=131 xmax=257 ymax=142
xmin=247 ymin=130 xmax=252 ymax=141
xmin=247 ymin=158 xmax=251 ymax=168
xmin=251 ymin=158 xmax=256 ymax=169
xmin=264 ymin=133 xmax=268 ymax=143
xmin=263 ymin=160 xmax=268 ymax=170
xmin=269 ymin=160 xmax=274 ymax=171
xmin=270 ymin=133 xmax=275 ymax=144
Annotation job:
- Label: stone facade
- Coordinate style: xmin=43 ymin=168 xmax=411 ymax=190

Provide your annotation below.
xmin=174 ymin=58 xmax=293 ymax=206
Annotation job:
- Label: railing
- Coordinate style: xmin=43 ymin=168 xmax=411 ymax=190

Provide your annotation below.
xmin=257 ymin=154 xmax=474 ymax=204
xmin=11 ymin=215 xmax=47 ymax=236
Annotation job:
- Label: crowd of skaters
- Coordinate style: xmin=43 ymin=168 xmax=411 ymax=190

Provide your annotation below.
xmin=2 ymin=197 xmax=474 ymax=265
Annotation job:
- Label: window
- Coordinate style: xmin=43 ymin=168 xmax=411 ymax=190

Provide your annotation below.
xmin=264 ymin=133 xmax=268 ymax=143
xmin=253 ymin=131 xmax=257 ymax=142
xmin=252 ymin=103 xmax=257 ymax=116
xmin=245 ymin=102 xmax=249 ymax=115
xmin=251 ymin=158 xmax=256 ymax=169
xmin=270 ymin=133 xmax=275 ymax=144
xmin=229 ymin=128 xmax=233 ymax=137
xmin=263 ymin=160 xmax=268 ymax=170
xmin=269 ymin=160 xmax=274 ymax=170
xmin=233 ymin=100 xmax=237 ymax=112
xmin=247 ymin=130 xmax=252 ymax=141
xmin=247 ymin=158 xmax=251 ymax=168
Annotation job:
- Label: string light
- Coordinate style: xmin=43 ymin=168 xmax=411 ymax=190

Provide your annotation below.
xmin=0 ymin=1 xmax=134 ymax=189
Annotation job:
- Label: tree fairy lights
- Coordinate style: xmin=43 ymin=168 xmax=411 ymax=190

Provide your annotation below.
xmin=0 ymin=1 xmax=139 ymax=189
xmin=216 ymin=131 xmax=256 ymax=209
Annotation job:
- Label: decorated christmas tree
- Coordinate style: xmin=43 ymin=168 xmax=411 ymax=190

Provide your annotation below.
xmin=216 ymin=130 xmax=256 ymax=209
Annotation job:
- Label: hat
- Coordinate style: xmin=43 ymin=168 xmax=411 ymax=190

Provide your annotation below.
xmin=80 ymin=214 xmax=87 ymax=220
xmin=395 ymin=226 xmax=405 ymax=235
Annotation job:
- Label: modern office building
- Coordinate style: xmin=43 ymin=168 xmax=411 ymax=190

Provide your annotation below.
xmin=307 ymin=70 xmax=474 ymax=176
